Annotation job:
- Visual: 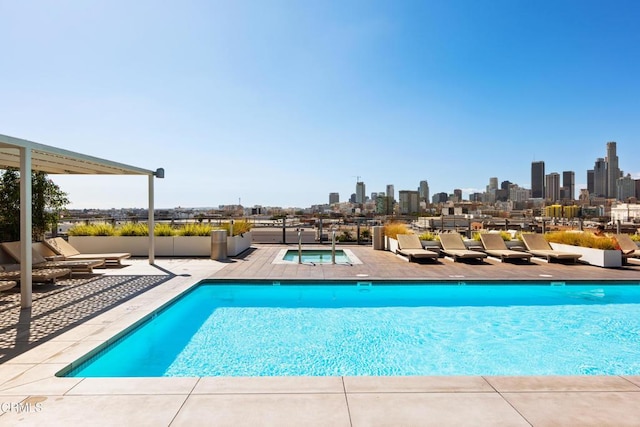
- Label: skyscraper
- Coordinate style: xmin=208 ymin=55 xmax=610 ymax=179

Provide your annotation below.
xmin=398 ymin=190 xmax=419 ymax=214
xmin=355 ymin=181 xmax=366 ymax=204
xmin=562 ymin=171 xmax=575 ymax=201
xmin=329 ymin=192 xmax=339 ymax=204
xmin=587 ymin=169 xmax=594 ymax=195
xmin=531 ymin=161 xmax=545 ymax=199
xmin=419 ymin=180 xmax=429 ymax=202
xmin=593 ymin=158 xmax=607 ymax=197
xmin=386 ymin=184 xmax=395 ymax=202
xmin=606 ymin=141 xmax=620 ymax=198
xmin=545 ymin=172 xmax=560 ymax=203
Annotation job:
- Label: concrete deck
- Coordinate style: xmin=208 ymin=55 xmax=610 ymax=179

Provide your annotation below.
xmin=2 ymin=244 xmax=640 ymax=426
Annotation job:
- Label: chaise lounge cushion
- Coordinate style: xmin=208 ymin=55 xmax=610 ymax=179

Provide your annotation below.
xmin=521 ymin=234 xmax=582 ymax=263
xmin=479 ymin=233 xmax=532 ymax=262
xmin=395 ymin=234 xmax=439 ymax=262
xmin=439 ymin=233 xmax=487 ymax=262
xmin=45 ymin=237 xmax=131 ymax=265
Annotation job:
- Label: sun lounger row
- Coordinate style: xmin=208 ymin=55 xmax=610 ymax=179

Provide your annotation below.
xmin=0 ymin=265 xmax=72 ymax=283
xmin=393 ymin=232 xmax=584 ymax=264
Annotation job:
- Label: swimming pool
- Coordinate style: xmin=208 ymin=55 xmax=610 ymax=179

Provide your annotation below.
xmin=274 ymin=248 xmax=361 ymax=264
xmin=62 ymin=281 xmax=640 ymax=377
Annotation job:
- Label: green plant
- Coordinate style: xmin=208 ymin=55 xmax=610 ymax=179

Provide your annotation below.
xmin=117 ymin=222 xmax=149 ymax=236
xmin=153 ymin=223 xmax=176 ymax=236
xmin=631 ymin=234 xmax=640 ymax=242
xmin=217 ymin=220 xmax=252 ymax=236
xmin=383 ymin=222 xmax=410 ymax=239
xmin=67 ymin=223 xmax=116 ymax=236
xmin=336 ymin=230 xmax=354 ymax=242
xmin=418 ymin=232 xmax=437 ymax=241
xmin=179 ymin=223 xmax=213 ymax=236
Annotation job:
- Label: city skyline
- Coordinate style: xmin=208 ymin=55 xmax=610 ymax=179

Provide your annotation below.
xmin=2 ymin=1 xmax=639 ymax=209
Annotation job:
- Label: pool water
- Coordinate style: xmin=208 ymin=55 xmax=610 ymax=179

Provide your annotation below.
xmin=282 ymin=249 xmax=351 ymax=264
xmin=64 ymin=282 xmax=640 ymax=377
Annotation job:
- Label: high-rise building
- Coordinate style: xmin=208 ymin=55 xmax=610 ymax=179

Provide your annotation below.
xmin=386 ymin=184 xmax=395 ymax=202
xmin=562 ymin=171 xmax=575 ymax=201
xmin=545 ymin=172 xmax=561 ymax=203
xmin=355 ymin=181 xmax=366 ymax=204
xmin=606 ymin=141 xmax=620 ymax=198
xmin=531 ymin=161 xmax=545 ymax=199
xmin=617 ymin=174 xmax=635 ymax=201
xmin=593 ymin=158 xmax=607 ymax=197
xmin=398 ymin=190 xmax=419 ymax=214
xmin=329 ymin=192 xmax=339 ymax=205
xmin=453 ymin=189 xmax=462 ymax=202
xmin=419 ymin=180 xmax=430 ymax=202
xmin=587 ymin=170 xmax=594 ymax=195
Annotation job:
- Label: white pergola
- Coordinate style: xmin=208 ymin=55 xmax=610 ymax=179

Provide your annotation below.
xmin=0 ymin=133 xmax=164 ymax=308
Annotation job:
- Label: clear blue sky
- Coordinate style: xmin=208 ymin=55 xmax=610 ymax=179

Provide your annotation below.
xmin=1 ymin=0 xmax=639 ymax=209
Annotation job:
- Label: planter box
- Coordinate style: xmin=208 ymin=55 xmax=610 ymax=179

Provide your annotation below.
xmin=227 ymin=232 xmax=252 ymax=256
xmin=386 ymin=237 xmax=399 ymax=253
xmin=549 ymin=242 xmax=622 ymax=268
xmin=69 ymin=232 xmax=252 ymax=257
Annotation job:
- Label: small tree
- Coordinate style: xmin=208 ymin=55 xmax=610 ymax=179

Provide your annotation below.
xmin=0 ymin=169 xmax=70 ymax=241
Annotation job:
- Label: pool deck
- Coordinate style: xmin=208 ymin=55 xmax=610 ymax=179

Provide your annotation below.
xmin=2 ymin=244 xmax=640 ymax=426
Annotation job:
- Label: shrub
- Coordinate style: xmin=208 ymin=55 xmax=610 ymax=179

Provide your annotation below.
xmin=154 ymin=223 xmax=176 ymax=236
xmin=118 ymin=222 xmax=149 ymax=236
xmin=218 ymin=220 xmax=252 ymax=236
xmin=67 ymin=223 xmax=116 ymax=236
xmin=631 ymin=234 xmax=640 ymax=242
xmin=544 ymin=231 xmax=616 ymax=250
xmin=179 ymin=223 xmax=213 ymax=236
xmin=383 ymin=222 xmax=410 ymax=239
xmin=418 ymin=232 xmax=437 ymax=241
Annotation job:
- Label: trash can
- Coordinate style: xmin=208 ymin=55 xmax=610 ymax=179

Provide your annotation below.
xmin=372 ymin=226 xmax=385 ymax=250
xmin=211 ymin=229 xmax=228 ymax=260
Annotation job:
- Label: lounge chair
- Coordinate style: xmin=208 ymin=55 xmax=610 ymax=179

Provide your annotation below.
xmin=1 ymin=241 xmax=105 ymax=274
xmin=614 ymin=234 xmax=640 ymax=263
xmin=0 ymin=280 xmax=17 ymax=291
xmin=439 ymin=232 xmax=487 ymax=262
xmin=395 ymin=234 xmax=439 ymax=262
xmin=521 ymin=234 xmax=582 ymax=264
xmin=44 ymin=237 xmax=131 ymax=265
xmin=0 ymin=265 xmax=72 ymax=283
xmin=479 ymin=233 xmax=532 ymax=263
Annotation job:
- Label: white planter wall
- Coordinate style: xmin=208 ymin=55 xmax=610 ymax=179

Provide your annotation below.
xmin=69 ymin=232 xmax=252 ymax=257
xmin=549 ymin=242 xmax=622 ymax=268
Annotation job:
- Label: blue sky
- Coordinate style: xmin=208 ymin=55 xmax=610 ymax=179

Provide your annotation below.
xmin=1 ymin=0 xmax=639 ymax=209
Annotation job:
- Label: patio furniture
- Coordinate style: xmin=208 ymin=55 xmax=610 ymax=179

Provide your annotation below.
xmin=439 ymin=232 xmax=487 ymax=262
xmin=614 ymin=234 xmax=640 ymax=263
xmin=521 ymin=233 xmax=582 ymax=264
xmin=0 ymin=264 xmax=72 ymax=283
xmin=1 ymin=241 xmax=105 ymax=273
xmin=0 ymin=280 xmax=17 ymax=291
xmin=45 ymin=237 xmax=131 ymax=265
xmin=479 ymin=233 xmax=532 ymax=263
xmin=395 ymin=234 xmax=439 ymax=262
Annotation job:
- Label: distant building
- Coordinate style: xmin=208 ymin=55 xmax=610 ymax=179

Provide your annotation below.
xmin=593 ymin=158 xmax=607 ymax=198
xmin=356 ymin=181 xmax=366 ymax=204
xmin=587 ymin=169 xmax=594 ymax=195
xmin=561 ymin=171 xmax=575 ymax=201
xmin=398 ymin=190 xmax=420 ymax=214
xmin=329 ymin=192 xmax=339 ymax=205
xmin=617 ymin=174 xmax=636 ymax=201
xmin=453 ymin=189 xmax=462 ymax=202
xmin=419 ymin=180 xmax=430 ymax=203
xmin=432 ymin=192 xmax=448 ymax=204
xmin=545 ymin=172 xmax=561 ymax=203
xmin=375 ymin=196 xmax=394 ymax=215
xmin=531 ymin=161 xmax=545 ymax=199
xmin=386 ymin=184 xmax=395 ymax=202
xmin=606 ymin=141 xmax=620 ymax=199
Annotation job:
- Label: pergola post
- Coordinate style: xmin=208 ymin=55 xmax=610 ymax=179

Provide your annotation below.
xmin=19 ymin=147 xmax=33 ymax=308
xmin=148 ymin=173 xmax=155 ymax=264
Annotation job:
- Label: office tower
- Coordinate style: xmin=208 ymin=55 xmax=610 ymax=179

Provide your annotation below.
xmin=386 ymin=184 xmax=395 ymax=201
xmin=329 ymin=192 xmax=339 ymax=205
xmin=419 ymin=180 xmax=430 ymax=202
xmin=545 ymin=172 xmax=561 ymax=203
xmin=432 ymin=192 xmax=448 ymax=203
xmin=349 ymin=193 xmax=356 ymax=203
xmin=453 ymin=189 xmax=462 ymax=202
xmin=398 ymin=190 xmax=419 ymax=214
xmin=606 ymin=141 xmax=620 ymax=198
xmin=562 ymin=171 xmax=575 ymax=200
xmin=531 ymin=161 xmax=545 ymax=198
xmin=370 ymin=192 xmax=378 ymax=201
xmin=593 ymin=158 xmax=607 ymax=197
xmin=587 ymin=170 xmax=594 ymax=195
xmin=355 ymin=181 xmax=365 ymax=204
xmin=617 ymin=174 xmax=635 ymax=201
xmin=376 ymin=196 xmax=394 ymax=215
xmin=489 ymin=177 xmax=498 ymax=191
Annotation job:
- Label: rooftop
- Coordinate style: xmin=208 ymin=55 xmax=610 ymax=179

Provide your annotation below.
xmin=2 ymin=245 xmax=640 ymax=425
